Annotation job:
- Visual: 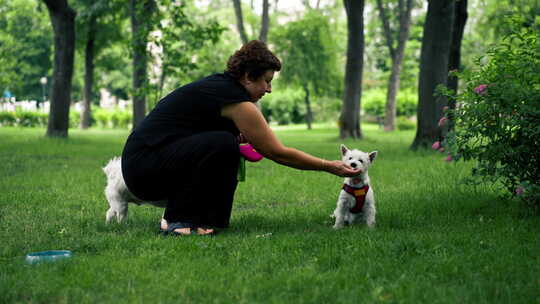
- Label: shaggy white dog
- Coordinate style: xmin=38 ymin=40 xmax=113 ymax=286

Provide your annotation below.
xmin=332 ymin=145 xmax=378 ymax=229
xmin=102 ymin=157 xmax=166 ymax=223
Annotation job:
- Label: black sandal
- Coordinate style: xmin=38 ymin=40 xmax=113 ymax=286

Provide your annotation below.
xmin=159 ymin=222 xmax=215 ymax=236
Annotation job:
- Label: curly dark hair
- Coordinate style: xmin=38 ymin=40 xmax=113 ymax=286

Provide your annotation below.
xmin=225 ymin=40 xmax=281 ymax=81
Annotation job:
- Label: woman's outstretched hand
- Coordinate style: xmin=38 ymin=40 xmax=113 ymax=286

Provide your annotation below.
xmin=324 ymin=160 xmax=361 ymax=177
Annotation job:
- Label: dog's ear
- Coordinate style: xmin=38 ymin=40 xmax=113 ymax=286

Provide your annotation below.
xmin=340 ymin=144 xmax=349 ymax=156
xmin=369 ymin=151 xmax=378 ymax=163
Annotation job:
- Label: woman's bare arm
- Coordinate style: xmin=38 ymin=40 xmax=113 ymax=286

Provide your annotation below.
xmin=221 ymin=102 xmax=359 ymax=177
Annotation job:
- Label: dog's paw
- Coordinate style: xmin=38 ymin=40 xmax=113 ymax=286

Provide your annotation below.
xmin=333 ymin=223 xmax=344 ymax=230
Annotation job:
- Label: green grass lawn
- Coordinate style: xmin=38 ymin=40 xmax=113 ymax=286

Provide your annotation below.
xmin=1 ymin=125 xmax=539 ymax=303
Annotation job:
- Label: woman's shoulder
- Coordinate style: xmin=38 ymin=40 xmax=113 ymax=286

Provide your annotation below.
xmin=197 ymin=73 xmax=249 ymax=98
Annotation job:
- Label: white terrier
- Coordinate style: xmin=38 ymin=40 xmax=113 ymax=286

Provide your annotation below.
xmin=332 ymin=145 xmax=378 ymax=229
xmin=102 ymin=157 xmax=166 ymax=223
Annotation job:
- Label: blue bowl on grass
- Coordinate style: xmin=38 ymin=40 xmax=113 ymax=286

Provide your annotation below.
xmin=25 ymin=250 xmax=73 ymax=264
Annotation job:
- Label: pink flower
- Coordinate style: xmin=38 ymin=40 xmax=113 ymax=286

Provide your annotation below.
xmin=474 ymin=84 xmax=488 ymax=95
xmin=444 ymin=154 xmax=453 ymax=162
xmin=432 ymin=141 xmax=441 ymax=150
xmin=438 ymin=117 xmax=448 ymax=127
xmin=439 ymin=147 xmax=445 ymax=153
xmin=516 ymin=186 xmax=525 ymax=196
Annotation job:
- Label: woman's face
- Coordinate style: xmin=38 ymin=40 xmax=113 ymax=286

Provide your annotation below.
xmin=241 ymin=70 xmax=275 ymax=102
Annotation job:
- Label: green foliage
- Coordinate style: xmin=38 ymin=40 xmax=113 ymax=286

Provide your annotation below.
xmin=0 ymin=108 xmax=132 ymax=129
xmin=362 ymin=88 xmax=418 ymax=118
xmin=260 ymin=88 xmax=306 ymax=125
xmin=0 ymin=110 xmax=47 ymax=127
xmin=0 ymin=111 xmax=16 ymax=126
xmin=93 ymin=108 xmax=132 ymax=129
xmin=0 ymin=0 xmax=52 ymax=101
xmin=364 ymin=1 xmax=422 ymax=90
xmin=362 ymin=88 xmax=386 ymax=117
xmin=15 ymin=110 xmax=46 ymax=127
xmin=260 ymin=88 xmax=342 ymax=125
xmin=444 ymin=21 xmax=540 ymax=207
xmin=272 ymin=11 xmax=342 ymax=97
xmin=397 ymin=116 xmax=416 ymax=130
xmin=311 ymin=95 xmax=343 ymax=123
xmin=72 ymin=0 xmax=130 ymax=103
xmin=99 ymin=47 xmax=132 ymax=101
xmin=151 ymin=0 xmax=225 ymax=103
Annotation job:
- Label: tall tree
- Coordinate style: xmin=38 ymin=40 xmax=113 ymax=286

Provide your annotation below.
xmin=411 ymin=0 xmax=455 ymax=150
xmin=80 ymin=13 xmax=95 ymax=129
xmin=232 ymin=0 xmax=249 ymax=44
xmin=340 ymin=0 xmax=365 ymax=139
xmin=42 ymin=0 xmax=76 ymax=138
xmin=273 ymin=12 xmax=339 ymax=130
xmin=75 ymin=0 xmax=123 ymax=129
xmin=259 ymin=0 xmax=269 ymax=42
xmin=231 ymin=0 xmax=271 ymax=44
xmin=130 ymin=0 xmax=156 ymax=128
xmin=376 ymin=0 xmax=414 ymax=131
xmin=447 ymin=0 xmax=468 ymax=132
xmin=301 ymin=0 xmax=322 ymax=9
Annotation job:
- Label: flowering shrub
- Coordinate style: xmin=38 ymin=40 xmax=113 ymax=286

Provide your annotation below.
xmin=443 ymin=22 xmax=540 ymax=207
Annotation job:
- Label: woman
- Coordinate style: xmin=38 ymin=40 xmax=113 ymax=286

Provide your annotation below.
xmin=121 ymin=40 xmax=359 ymax=236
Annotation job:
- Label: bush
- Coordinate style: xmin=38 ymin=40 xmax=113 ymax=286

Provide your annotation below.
xmin=312 ymin=95 xmax=342 ymax=123
xmin=0 ymin=108 xmax=132 ymax=129
xmin=397 ymin=116 xmax=416 ymax=130
xmin=70 ymin=110 xmax=80 ymax=128
xmin=261 ymin=88 xmax=306 ymax=125
xmin=117 ymin=111 xmax=132 ymax=129
xmin=0 ymin=111 xmax=47 ymax=127
xmin=0 ymin=111 xmax=16 ymax=126
xmin=397 ymin=89 xmax=418 ymax=117
xmin=362 ymin=88 xmax=386 ymax=118
xmin=444 ymin=22 xmax=540 ymax=207
xmin=17 ymin=111 xmax=46 ymax=127
xmin=93 ymin=108 xmax=109 ymax=128
xmin=92 ymin=108 xmax=131 ymax=128
xmin=362 ymin=88 xmax=418 ymax=118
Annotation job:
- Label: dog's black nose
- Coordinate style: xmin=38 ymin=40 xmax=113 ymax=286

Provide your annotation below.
xmin=351 ymin=163 xmax=357 ymax=168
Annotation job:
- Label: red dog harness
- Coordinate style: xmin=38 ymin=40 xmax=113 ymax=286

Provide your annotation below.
xmin=342 ymin=184 xmax=370 ymax=214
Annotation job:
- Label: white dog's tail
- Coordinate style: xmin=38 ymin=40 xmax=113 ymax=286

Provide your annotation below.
xmin=103 ymin=156 xmax=122 ymax=178
xmin=103 ymin=157 xmax=128 ymax=223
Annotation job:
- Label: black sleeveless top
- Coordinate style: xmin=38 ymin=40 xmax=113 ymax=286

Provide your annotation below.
xmin=127 ymin=72 xmax=251 ymax=147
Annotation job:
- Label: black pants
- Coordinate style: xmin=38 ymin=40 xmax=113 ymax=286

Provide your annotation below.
xmin=121 ymin=131 xmax=240 ymax=228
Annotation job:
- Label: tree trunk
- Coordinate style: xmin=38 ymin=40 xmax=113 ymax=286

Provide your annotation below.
xmin=340 ymin=0 xmax=365 ymax=139
xmin=259 ymin=0 xmax=269 ymax=42
xmin=232 ymin=0 xmax=249 ymax=44
xmin=130 ymin=0 xmax=155 ymax=129
xmin=375 ymin=0 xmax=395 ymax=59
xmin=80 ymin=15 xmax=96 ymax=130
xmin=447 ymin=0 xmax=467 ymax=132
xmin=158 ymin=62 xmax=168 ymax=101
xmin=303 ymin=83 xmax=312 ymax=130
xmin=410 ymin=0 xmax=455 ymax=150
xmin=379 ymin=0 xmax=414 ymax=132
xmin=43 ymin=0 xmax=76 ymax=138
